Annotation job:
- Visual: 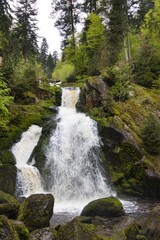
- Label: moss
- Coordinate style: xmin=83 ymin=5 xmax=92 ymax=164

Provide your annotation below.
xmin=124 ymin=222 xmax=139 ymax=239
xmin=10 ymin=220 xmax=29 ymax=240
xmin=0 ymin=150 xmax=16 ymax=165
xmin=81 ymin=196 xmax=125 ymax=217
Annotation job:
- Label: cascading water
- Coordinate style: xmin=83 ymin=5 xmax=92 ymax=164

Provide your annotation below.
xmin=45 ymin=87 xmax=113 ymax=211
xmin=11 ymin=125 xmax=44 ymax=197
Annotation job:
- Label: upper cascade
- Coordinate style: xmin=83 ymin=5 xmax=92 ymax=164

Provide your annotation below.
xmin=61 ymin=87 xmax=80 ymax=109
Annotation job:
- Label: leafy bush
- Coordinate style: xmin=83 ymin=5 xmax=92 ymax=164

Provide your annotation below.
xmin=0 ymin=72 xmax=13 ymax=130
xmin=141 ymin=114 xmax=160 ymax=155
xmin=111 ymin=80 xmax=129 ymax=101
xmin=52 ymin=61 xmax=75 ymax=82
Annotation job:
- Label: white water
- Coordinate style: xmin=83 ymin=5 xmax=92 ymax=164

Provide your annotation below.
xmin=11 ymin=125 xmax=44 ymax=197
xmin=45 ymin=87 xmax=113 ymax=212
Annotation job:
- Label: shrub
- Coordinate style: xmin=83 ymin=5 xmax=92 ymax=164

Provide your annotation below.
xmin=141 ymin=114 xmax=160 ymax=155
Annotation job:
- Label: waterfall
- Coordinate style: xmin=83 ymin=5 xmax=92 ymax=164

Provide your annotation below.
xmin=11 ymin=125 xmax=44 ymax=197
xmin=45 ymin=87 xmax=113 ymax=210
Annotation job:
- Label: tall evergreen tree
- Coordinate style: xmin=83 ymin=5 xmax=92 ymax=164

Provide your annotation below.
xmin=51 ymin=0 xmax=80 ymax=51
xmin=13 ymin=0 xmax=38 ymax=62
xmin=83 ymin=0 xmax=98 ymax=13
xmin=0 ymin=0 xmax=12 ymax=34
xmin=39 ymin=38 xmax=49 ymax=70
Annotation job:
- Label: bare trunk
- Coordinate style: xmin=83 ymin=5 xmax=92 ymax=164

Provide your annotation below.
xmin=123 ymin=32 xmax=129 ymax=62
xmin=127 ymin=33 xmax=131 ymax=60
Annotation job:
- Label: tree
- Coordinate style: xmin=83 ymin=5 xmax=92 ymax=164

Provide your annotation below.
xmin=83 ymin=0 xmax=98 ymax=13
xmin=46 ymin=54 xmax=54 ymax=79
xmin=39 ymin=38 xmax=49 ymax=70
xmin=0 ymin=72 xmax=13 ymax=130
xmin=13 ymin=0 xmax=38 ymax=62
xmin=51 ymin=0 xmax=80 ymax=51
xmin=141 ymin=114 xmax=160 ymax=155
xmin=0 ymin=0 xmax=12 ymax=34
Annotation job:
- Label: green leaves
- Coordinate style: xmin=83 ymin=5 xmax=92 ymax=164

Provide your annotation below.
xmin=141 ymin=114 xmax=160 ymax=155
xmin=0 ymin=72 xmax=13 ymax=130
xmin=52 ymin=61 xmax=75 ymax=82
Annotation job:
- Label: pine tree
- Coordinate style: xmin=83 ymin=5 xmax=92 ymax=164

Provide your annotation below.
xmin=13 ymin=0 xmax=38 ymax=62
xmin=39 ymin=38 xmax=49 ymax=70
xmin=83 ymin=0 xmax=98 ymax=13
xmin=0 ymin=0 xmax=12 ymax=34
xmin=51 ymin=0 xmax=80 ymax=51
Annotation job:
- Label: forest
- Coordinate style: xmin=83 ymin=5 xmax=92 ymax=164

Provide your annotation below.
xmin=0 ymin=0 xmax=160 ymax=140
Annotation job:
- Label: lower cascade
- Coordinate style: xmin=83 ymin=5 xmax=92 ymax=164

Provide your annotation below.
xmin=11 ymin=125 xmax=44 ymax=196
xmin=45 ymin=87 xmax=113 ymax=210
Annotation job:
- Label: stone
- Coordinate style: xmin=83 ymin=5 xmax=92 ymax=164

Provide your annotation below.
xmin=0 ymin=215 xmax=19 ymax=240
xmin=81 ymin=196 xmax=125 ymax=217
xmin=0 ymin=190 xmax=20 ymax=219
xmin=17 ymin=193 xmax=54 ymax=232
xmin=29 ymin=227 xmax=57 ymax=240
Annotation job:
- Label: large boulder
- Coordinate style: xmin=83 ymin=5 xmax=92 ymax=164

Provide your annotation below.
xmin=53 ymin=218 xmax=102 ymax=240
xmin=17 ymin=193 xmax=54 ymax=232
xmin=81 ymin=196 xmax=125 ymax=217
xmin=77 ymin=76 xmax=109 ymax=112
xmin=0 ymin=190 xmax=20 ymax=219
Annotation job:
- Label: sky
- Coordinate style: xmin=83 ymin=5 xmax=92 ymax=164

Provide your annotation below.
xmin=37 ymin=0 xmax=61 ymax=55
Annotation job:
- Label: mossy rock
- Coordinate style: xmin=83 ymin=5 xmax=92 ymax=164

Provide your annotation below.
xmin=81 ymin=196 xmax=125 ymax=217
xmin=29 ymin=227 xmax=57 ymax=240
xmin=0 ymin=190 xmax=20 ymax=219
xmin=17 ymin=194 xmax=54 ymax=232
xmin=0 ymin=165 xmax=17 ymax=195
xmin=0 ymin=215 xmax=19 ymax=240
xmin=10 ymin=220 xmax=29 ymax=240
xmin=0 ymin=150 xmax=16 ymax=165
xmin=124 ymin=222 xmax=139 ymax=240
xmin=55 ymin=218 xmax=103 ymax=240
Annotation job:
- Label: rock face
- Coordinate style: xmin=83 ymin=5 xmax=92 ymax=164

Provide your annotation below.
xmin=81 ymin=196 xmax=125 ymax=217
xmin=17 ymin=194 xmax=54 ymax=232
xmin=77 ymin=76 xmax=109 ymax=112
xmin=77 ymin=77 xmax=160 ymax=200
xmin=0 ymin=190 xmax=20 ymax=219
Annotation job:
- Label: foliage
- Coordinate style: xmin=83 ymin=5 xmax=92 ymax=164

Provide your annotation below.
xmin=141 ymin=114 xmax=160 ymax=155
xmin=13 ymin=0 xmax=38 ymax=61
xmin=52 ymin=61 xmax=75 ymax=82
xmin=0 ymin=72 xmax=13 ymax=129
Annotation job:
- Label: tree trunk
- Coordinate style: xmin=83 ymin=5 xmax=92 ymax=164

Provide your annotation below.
xmin=123 ymin=32 xmax=129 ymax=62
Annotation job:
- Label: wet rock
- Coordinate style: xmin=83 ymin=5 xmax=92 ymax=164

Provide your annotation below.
xmin=81 ymin=196 xmax=125 ymax=217
xmin=0 ymin=190 xmax=20 ymax=219
xmin=17 ymin=193 xmax=54 ymax=232
xmin=30 ymin=227 xmax=57 ymax=240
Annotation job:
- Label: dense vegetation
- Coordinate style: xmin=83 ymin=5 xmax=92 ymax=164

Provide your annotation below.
xmin=0 ymin=0 xmax=160 ymax=155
